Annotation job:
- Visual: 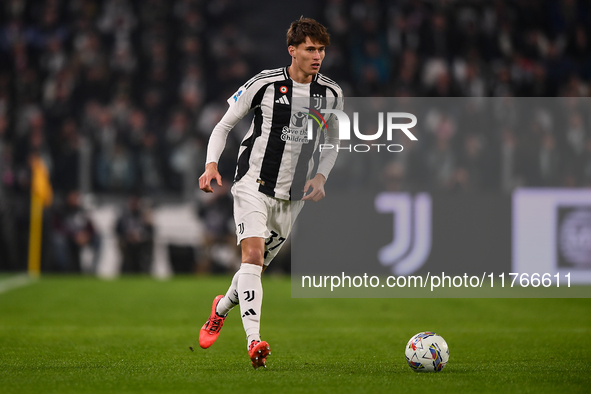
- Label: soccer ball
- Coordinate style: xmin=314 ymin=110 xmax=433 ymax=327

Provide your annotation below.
xmin=405 ymin=331 xmax=449 ymax=372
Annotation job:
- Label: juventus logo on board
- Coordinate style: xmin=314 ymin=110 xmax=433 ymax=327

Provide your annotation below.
xmin=375 ymin=193 xmax=432 ymax=275
xmin=243 ymin=290 xmax=255 ymax=302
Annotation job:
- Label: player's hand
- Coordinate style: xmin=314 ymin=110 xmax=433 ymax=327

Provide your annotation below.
xmin=199 ymin=162 xmax=222 ymax=193
xmin=302 ymin=174 xmax=326 ymax=202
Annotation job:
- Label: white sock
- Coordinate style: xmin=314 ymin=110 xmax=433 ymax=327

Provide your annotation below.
xmin=215 ymin=270 xmax=240 ymax=317
xmin=236 ymin=263 xmax=263 ymax=346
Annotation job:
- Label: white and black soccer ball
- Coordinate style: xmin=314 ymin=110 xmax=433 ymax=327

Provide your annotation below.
xmin=405 ymin=331 xmax=449 ymax=372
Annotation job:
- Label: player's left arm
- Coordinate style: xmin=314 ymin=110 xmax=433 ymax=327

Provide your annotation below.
xmin=303 ymin=94 xmax=342 ymax=202
xmin=302 ymin=173 xmax=326 ymax=202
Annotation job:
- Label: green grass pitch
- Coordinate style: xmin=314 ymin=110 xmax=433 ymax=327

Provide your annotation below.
xmin=0 ymin=275 xmax=590 ymax=393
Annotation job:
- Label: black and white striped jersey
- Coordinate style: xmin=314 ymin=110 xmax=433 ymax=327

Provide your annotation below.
xmin=206 ymin=66 xmax=343 ymax=200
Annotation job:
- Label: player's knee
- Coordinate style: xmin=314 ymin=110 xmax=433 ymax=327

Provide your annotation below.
xmin=242 ymin=248 xmax=264 ymax=266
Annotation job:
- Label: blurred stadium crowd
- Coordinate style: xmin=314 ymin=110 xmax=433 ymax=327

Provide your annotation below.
xmin=0 ymin=0 xmax=590 ymax=273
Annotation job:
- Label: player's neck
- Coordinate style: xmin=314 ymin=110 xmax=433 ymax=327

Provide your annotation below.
xmin=287 ymin=64 xmax=314 ymax=84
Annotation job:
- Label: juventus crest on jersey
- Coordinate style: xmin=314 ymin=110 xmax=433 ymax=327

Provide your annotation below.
xmin=226 ymin=66 xmax=343 ymax=201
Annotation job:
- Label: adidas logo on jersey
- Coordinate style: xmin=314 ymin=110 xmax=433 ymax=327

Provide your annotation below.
xmin=275 ymin=95 xmax=290 ymax=105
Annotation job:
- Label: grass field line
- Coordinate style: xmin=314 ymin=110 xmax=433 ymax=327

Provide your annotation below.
xmin=0 ymin=274 xmax=36 ymax=295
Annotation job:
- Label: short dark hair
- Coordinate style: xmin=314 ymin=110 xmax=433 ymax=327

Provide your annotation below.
xmin=286 ymin=17 xmax=330 ymax=47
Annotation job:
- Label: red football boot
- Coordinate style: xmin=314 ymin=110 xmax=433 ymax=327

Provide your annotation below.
xmin=248 ymin=340 xmax=271 ymax=369
xmin=198 ymin=295 xmax=226 ymax=349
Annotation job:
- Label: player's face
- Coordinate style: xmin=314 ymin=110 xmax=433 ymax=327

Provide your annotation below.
xmin=289 ymin=37 xmax=326 ymax=76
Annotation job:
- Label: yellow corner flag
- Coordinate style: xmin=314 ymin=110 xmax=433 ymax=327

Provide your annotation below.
xmin=28 ymin=155 xmax=53 ymax=277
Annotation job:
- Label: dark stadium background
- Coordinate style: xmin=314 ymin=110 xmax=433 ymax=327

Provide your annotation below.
xmin=0 ymin=0 xmax=590 ymax=276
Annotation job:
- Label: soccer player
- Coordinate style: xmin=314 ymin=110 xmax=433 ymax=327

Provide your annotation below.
xmin=197 ymin=17 xmax=343 ymax=369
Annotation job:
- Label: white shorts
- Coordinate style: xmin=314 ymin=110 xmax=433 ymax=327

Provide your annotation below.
xmin=231 ymin=178 xmax=304 ymax=266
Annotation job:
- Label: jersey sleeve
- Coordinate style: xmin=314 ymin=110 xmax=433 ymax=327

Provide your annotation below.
xmin=205 ymin=107 xmax=242 ymax=165
xmin=316 ymin=89 xmax=344 ymax=180
xmin=225 ymin=85 xmax=253 ymax=118
xmin=205 ymin=80 xmax=261 ymax=165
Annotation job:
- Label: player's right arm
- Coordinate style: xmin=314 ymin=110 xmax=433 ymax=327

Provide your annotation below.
xmin=199 ymin=162 xmax=222 ymax=193
xmin=199 ymin=69 xmax=278 ymax=193
xmin=198 ymin=108 xmax=242 ymax=193
xmin=199 ymin=83 xmax=255 ymax=193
